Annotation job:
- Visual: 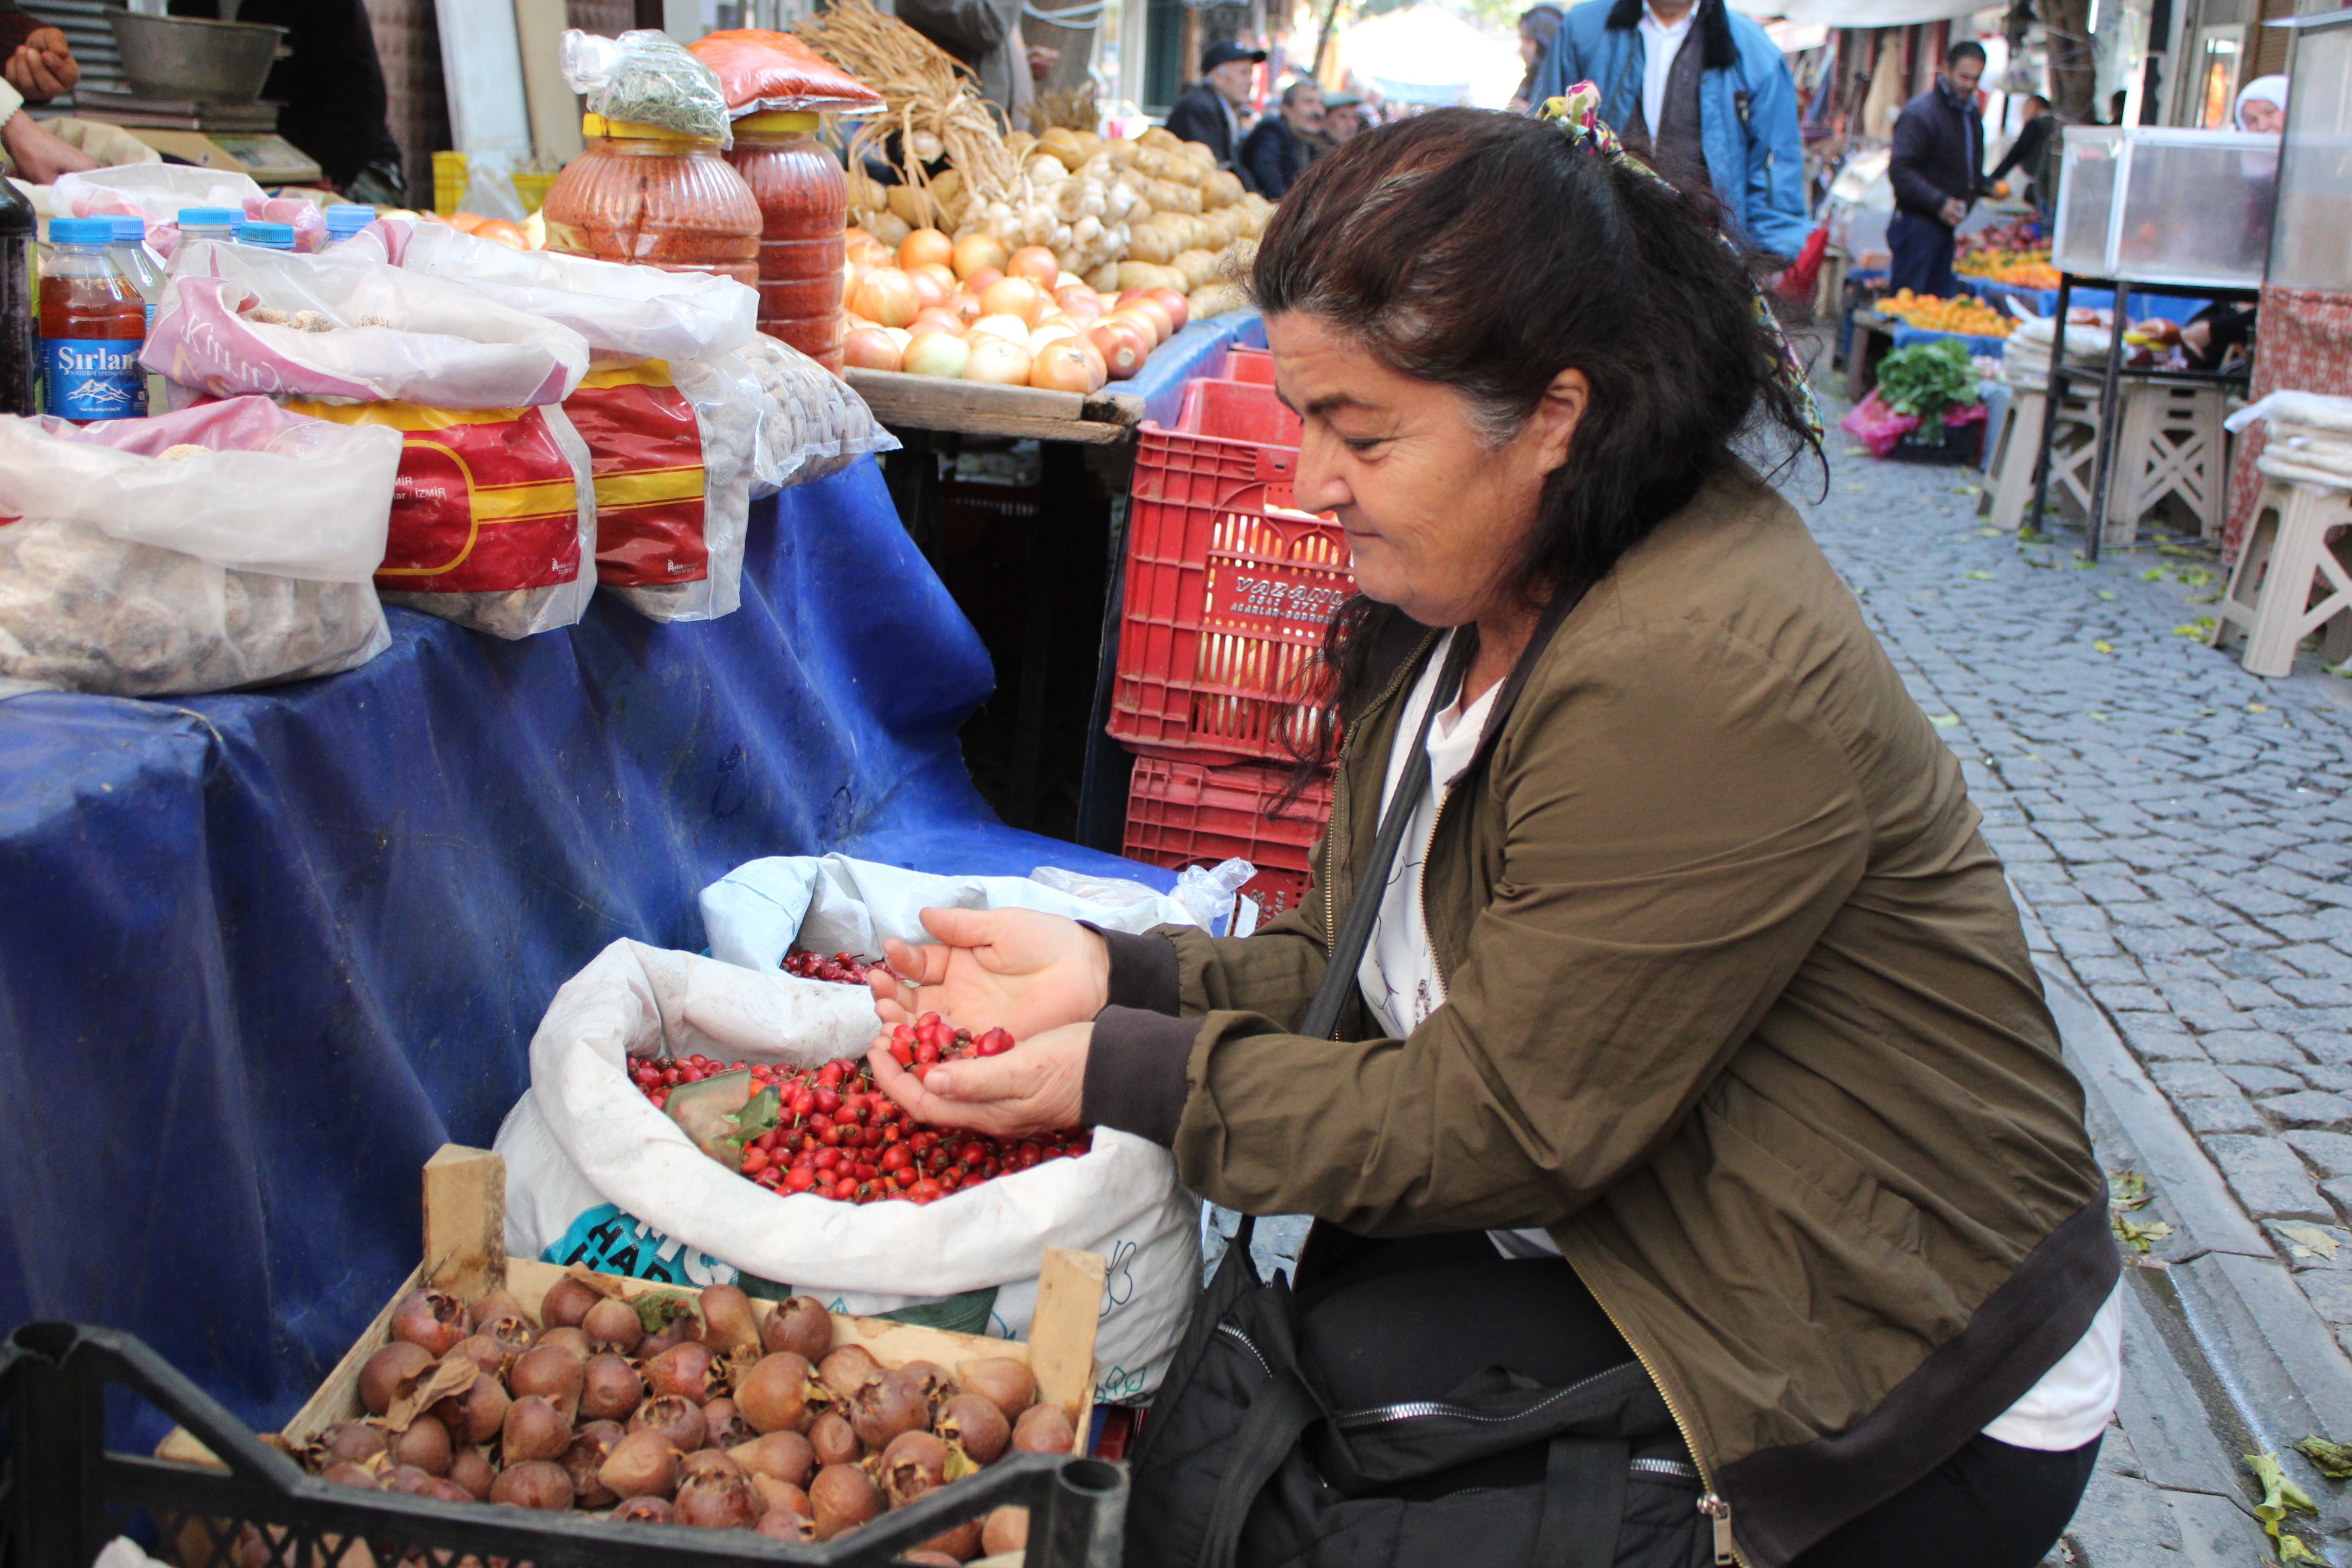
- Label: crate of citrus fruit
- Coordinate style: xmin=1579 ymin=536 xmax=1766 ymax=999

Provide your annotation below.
xmin=1874 ymin=289 xmax=2013 ymax=339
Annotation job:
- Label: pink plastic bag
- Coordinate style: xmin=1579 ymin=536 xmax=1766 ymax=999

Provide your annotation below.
xmin=1838 ymin=390 xmax=1919 ymax=458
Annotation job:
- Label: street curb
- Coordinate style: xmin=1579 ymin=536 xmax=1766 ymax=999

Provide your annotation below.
xmin=2020 ymin=883 xmax=2352 ymax=1549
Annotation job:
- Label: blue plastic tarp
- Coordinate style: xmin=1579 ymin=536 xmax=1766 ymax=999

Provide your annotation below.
xmin=1125 ymin=309 xmax=1266 ymax=430
xmin=0 ymin=459 xmax=1168 ymax=1441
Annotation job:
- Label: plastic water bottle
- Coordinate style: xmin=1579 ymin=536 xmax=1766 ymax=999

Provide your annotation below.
xmin=177 ymin=207 xmax=240 ymax=244
xmin=236 ymin=221 xmax=295 ymax=251
xmin=0 ymin=177 xmax=33 ymax=416
xmin=324 ymin=204 xmax=375 ymax=244
xmin=38 ymin=217 xmax=144 ymax=420
xmin=106 ymin=215 xmax=162 ymax=330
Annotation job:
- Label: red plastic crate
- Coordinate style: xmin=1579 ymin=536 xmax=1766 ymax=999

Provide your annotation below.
xmin=1123 ymin=755 xmax=1332 ymax=927
xmin=1178 ymin=376 xmax=1304 ymax=447
xmin=1110 ymin=418 xmax=1351 ymax=765
xmin=1222 ymin=345 xmax=1276 ymax=385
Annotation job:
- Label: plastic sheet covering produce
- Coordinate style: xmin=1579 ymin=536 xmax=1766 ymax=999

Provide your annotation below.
xmin=0 ymin=461 xmax=1170 ymax=1451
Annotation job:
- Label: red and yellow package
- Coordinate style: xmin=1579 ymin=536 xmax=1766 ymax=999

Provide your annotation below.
xmin=564 ymin=362 xmax=711 ymax=588
xmin=283 ymin=401 xmax=583 ymax=593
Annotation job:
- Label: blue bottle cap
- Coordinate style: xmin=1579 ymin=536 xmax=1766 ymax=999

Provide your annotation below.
xmin=237 ymin=221 xmax=296 ymax=250
xmin=325 ymin=203 xmax=375 ymax=234
xmin=177 ymin=207 xmax=241 ymax=228
xmin=109 ymin=215 xmax=148 ymax=243
xmin=47 ymin=217 xmax=113 ymax=244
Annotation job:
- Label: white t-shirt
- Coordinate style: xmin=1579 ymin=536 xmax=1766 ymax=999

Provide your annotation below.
xmin=1635 ymin=3 xmax=1699 ymax=141
xmin=1360 ymin=635 xmax=2122 ymax=1453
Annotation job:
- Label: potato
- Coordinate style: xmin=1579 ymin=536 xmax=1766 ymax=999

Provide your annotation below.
xmin=1172 ymin=248 xmax=1219 ymax=289
xmin=866 ymin=210 xmax=913 ymax=247
xmin=1139 ymin=126 xmax=1181 ymax=151
xmin=1201 ymin=170 xmax=1244 ymax=210
xmin=885 ymin=183 xmax=935 ymax=230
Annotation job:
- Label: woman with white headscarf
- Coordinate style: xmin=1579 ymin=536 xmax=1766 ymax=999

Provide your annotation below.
xmin=2236 ymin=74 xmax=2289 ymax=135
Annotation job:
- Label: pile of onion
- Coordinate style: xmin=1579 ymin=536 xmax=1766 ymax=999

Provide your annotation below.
xmin=839 ymin=226 xmax=1188 ymax=394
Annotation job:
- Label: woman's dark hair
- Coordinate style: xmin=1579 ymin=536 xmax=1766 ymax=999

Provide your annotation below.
xmin=1249 ymin=107 xmax=1821 ymax=779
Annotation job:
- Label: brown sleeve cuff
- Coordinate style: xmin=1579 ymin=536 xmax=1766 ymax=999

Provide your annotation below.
xmin=1082 ymin=1005 xmax=1197 ymax=1147
xmin=1082 ymin=923 xmax=1181 ymax=1015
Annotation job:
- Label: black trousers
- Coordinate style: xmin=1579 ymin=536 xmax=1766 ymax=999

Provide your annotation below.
xmin=1291 ymin=1228 xmax=2096 ymax=1568
xmin=1888 ymin=210 xmax=1960 ymax=298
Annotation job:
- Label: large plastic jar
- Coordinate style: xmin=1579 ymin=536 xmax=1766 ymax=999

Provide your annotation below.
xmin=542 ymin=114 xmax=762 ymax=288
xmin=725 ymin=110 xmax=847 ymax=373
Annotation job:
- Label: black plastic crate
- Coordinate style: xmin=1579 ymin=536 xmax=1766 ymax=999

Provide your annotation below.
xmin=0 ymin=1323 xmax=1125 ymax=1568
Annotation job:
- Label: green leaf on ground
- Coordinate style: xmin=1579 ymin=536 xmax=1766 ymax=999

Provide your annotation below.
xmin=2092 ymin=640 xmax=2115 ymax=654
xmin=2141 ymin=567 xmax=2171 ymax=581
xmin=2114 ymin=1215 xmax=2171 ymax=1252
xmin=1929 ymin=714 xmax=1961 ymax=727
xmin=2250 ymin=703 xmax=2270 ymax=714
xmin=2250 ymin=1451 xmax=2320 ymax=1560
xmin=2179 ymin=568 xmax=2216 ymax=586
xmin=2086 ymin=711 xmax=2110 ymax=722
xmin=2109 ymin=1170 xmax=2152 ymax=1211
xmin=1966 ymin=570 xmax=1994 ymax=580
xmin=2294 ymin=1436 xmax=2352 ymax=1481
xmin=2280 ymin=1223 xmax=2341 ymax=1260
xmin=2174 ymin=618 xmax=2216 ymax=638
xmin=2096 ymin=590 xmax=2116 ymax=600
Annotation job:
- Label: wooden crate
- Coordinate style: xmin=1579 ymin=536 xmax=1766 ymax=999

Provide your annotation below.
xmin=164 ymin=1144 xmax=1105 ymax=1477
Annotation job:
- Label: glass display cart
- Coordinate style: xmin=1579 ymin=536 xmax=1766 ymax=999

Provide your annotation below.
xmin=2265 ymin=6 xmax=2352 ymax=295
xmin=2026 ymin=126 xmax=2277 ymax=553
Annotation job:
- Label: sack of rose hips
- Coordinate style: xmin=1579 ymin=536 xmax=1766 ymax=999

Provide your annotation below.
xmin=496 ymin=939 xmax=1203 ymax=1407
xmin=148 ymin=239 xmax=599 ymax=641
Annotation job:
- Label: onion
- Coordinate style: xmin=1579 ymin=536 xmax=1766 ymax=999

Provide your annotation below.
xmin=844 ymin=327 xmax=902 ymax=373
xmin=1146 ymin=287 xmax=1192 ymax=332
xmin=899 ymin=227 xmax=953 ymax=270
xmin=906 ymin=268 xmax=950 ymax=309
xmin=1119 ymin=299 xmax=1174 ymax=344
xmin=971 ymin=313 xmax=1034 ymax=345
xmin=909 ymin=306 xmax=966 ymax=337
xmin=1073 ymin=338 xmax=1108 ymax=391
xmin=848 ymin=239 xmax=894 ymax=271
xmin=912 ymin=262 xmax=958 ymax=298
xmin=902 ymin=332 xmax=971 ymax=380
xmin=1028 ymin=322 xmax=1079 ymax=356
xmin=850 ymin=270 xmax=919 ymax=329
xmin=1088 ymin=320 xmax=1148 ymax=380
xmin=1005 ymin=246 xmax=1060 ymax=286
xmin=950 ymin=291 xmax=984 ymax=325
xmin=1028 ymin=340 xmax=1094 ymax=393
xmin=950 ymin=233 xmax=1008 ymax=280
xmin=963 ymin=338 xmax=1033 ymax=385
xmin=965 ymin=267 xmax=1005 ymax=295
xmin=1056 ymin=285 xmax=1105 ymax=324
xmin=979 ymin=277 xmax=1046 ymax=327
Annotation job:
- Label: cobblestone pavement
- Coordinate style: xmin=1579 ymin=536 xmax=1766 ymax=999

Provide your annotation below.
xmin=1805 ymin=411 xmax=2352 ymax=1365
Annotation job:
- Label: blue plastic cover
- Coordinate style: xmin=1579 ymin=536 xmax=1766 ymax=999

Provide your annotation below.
xmin=0 ymin=460 xmax=1168 ymax=1440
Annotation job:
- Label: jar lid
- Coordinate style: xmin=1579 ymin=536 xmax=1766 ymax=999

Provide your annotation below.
xmin=582 ymin=112 xmax=718 ymax=145
xmin=736 ymin=111 xmax=821 ymax=133
xmin=48 ymin=217 xmax=113 ymax=244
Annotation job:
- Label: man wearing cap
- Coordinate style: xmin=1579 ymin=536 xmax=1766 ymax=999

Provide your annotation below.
xmin=1322 ymin=92 xmax=1365 ymax=144
xmin=1165 ymin=41 xmax=1265 ymax=181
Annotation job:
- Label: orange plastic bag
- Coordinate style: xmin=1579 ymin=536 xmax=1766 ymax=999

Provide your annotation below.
xmin=688 ymin=30 xmax=884 ymax=116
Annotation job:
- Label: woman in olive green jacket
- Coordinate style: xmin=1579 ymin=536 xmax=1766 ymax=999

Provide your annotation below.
xmin=864 ymin=106 xmax=2118 ymax=1567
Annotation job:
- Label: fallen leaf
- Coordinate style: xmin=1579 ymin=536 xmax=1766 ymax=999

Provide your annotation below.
xmin=2281 ymin=1223 xmax=2341 ymax=1260
xmin=1966 ymin=570 xmax=1994 ymax=580
xmin=2250 ymin=703 xmax=2270 ymax=714
xmin=2174 ymin=619 xmax=2216 ymax=638
xmin=2108 ymin=1170 xmax=2151 ymax=1211
xmin=2096 ymin=590 xmax=2116 ymax=600
xmin=2086 ymin=711 xmax=2110 ymax=722
xmin=2141 ymin=567 xmax=2171 ymax=582
xmin=2113 ymin=1215 xmax=2171 ymax=1253
xmin=1929 ymin=714 xmax=1961 ymax=727
xmin=2250 ymin=1451 xmax=2321 ymax=1560
xmin=2092 ymin=640 xmax=2115 ymax=654
xmin=2294 ymin=1436 xmax=2352 ymax=1481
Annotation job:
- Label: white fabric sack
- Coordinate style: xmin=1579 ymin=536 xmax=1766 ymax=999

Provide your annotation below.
xmin=53 ymin=164 xmax=263 ymax=226
xmin=397 ymin=223 xmax=757 ymax=368
xmin=0 ymin=398 xmax=400 ymax=697
xmin=153 ymin=241 xmax=588 ymax=409
xmin=2227 ymin=390 xmax=2352 ymax=437
xmin=498 ymin=939 xmax=1201 ymax=1401
xmin=701 ymin=851 xmax=1199 ymax=972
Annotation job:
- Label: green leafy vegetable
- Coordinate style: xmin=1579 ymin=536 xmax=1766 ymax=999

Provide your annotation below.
xmin=1874 ymin=339 xmax=1979 ymax=426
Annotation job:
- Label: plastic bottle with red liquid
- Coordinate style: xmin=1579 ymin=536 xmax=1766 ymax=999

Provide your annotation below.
xmin=39 ymin=217 xmax=145 ymax=420
xmin=725 ymin=110 xmax=847 ymax=373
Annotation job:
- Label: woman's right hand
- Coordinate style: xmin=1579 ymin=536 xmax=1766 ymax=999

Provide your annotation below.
xmin=868 ymin=907 xmax=1110 ymax=1040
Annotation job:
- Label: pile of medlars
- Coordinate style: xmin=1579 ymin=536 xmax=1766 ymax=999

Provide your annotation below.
xmin=839 ymin=224 xmax=1214 ymax=394
xmin=316 ymin=1276 xmax=1064 ymax=1559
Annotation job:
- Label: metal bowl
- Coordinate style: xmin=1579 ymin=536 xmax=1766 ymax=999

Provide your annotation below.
xmin=106 ymin=10 xmax=287 ymax=104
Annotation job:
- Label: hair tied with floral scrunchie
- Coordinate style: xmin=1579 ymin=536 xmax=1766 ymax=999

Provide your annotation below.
xmin=1539 ymin=81 xmax=1824 ymax=440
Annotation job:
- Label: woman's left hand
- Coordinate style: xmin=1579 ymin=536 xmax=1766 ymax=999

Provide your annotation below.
xmin=867 ymin=1022 xmax=1091 ymax=1139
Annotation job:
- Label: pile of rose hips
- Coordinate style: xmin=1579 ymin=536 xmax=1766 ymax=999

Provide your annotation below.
xmin=628 ymin=1013 xmax=1088 ymax=1206
xmin=782 ymin=949 xmax=877 ymax=985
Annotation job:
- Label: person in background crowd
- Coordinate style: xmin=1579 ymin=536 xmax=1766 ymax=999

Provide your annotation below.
xmin=1508 ymin=4 xmax=1565 ymax=113
xmin=1887 ymin=39 xmax=1986 ymax=297
xmin=1242 ymin=77 xmax=1323 ymax=198
xmin=2236 ymin=74 xmax=2288 ymax=135
xmin=1529 ymin=0 xmax=1809 ymax=263
xmin=896 ymin=0 xmax=1036 ymax=133
xmin=1164 ymin=41 xmax=1265 ymax=177
xmin=1324 ymin=91 xmax=1366 ymax=143
xmin=168 ymin=0 xmax=407 ymax=201
xmin=1987 ymin=93 xmax=2054 ymax=216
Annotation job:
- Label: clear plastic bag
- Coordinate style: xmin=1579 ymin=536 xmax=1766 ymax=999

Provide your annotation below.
xmin=561 ymin=28 xmax=734 ymax=145
xmin=734 ymin=331 xmax=897 ymax=494
xmin=1172 ymin=857 xmax=1256 ymax=936
xmin=0 ymin=398 xmax=400 ymax=697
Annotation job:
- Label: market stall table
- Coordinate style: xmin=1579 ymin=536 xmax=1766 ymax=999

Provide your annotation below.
xmin=0 ymin=459 xmax=1170 ymax=1446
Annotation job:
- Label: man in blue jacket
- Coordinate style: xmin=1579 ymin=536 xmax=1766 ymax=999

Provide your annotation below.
xmin=1886 ymin=40 xmax=1987 ymax=296
xmin=1528 ymin=0 xmax=1809 ymax=263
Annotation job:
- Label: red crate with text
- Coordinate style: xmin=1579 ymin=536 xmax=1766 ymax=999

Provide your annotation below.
xmin=1123 ymin=755 xmax=1332 ymax=928
xmin=1110 ymin=417 xmax=1352 ymax=765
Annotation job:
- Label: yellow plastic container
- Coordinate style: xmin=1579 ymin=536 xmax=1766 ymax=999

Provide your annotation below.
xmin=431 ymin=150 xmax=468 ymax=217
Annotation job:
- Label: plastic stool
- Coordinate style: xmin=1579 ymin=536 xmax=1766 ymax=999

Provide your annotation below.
xmin=1986 ymin=384 xmax=2102 ymax=532
xmin=2211 ymin=476 xmax=2352 ymax=678
xmin=2104 ymin=383 xmax=2229 ymax=546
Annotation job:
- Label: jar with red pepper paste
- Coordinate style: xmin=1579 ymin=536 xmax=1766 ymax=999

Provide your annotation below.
xmin=541 ymin=113 xmax=762 ymax=286
xmin=725 ymin=109 xmax=847 ymax=374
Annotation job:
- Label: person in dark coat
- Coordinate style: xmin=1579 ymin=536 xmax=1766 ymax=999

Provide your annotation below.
xmin=1887 ymin=38 xmax=1987 ymax=297
xmin=1163 ymin=41 xmax=1263 ymax=178
xmin=1987 ymin=93 xmax=2055 ymax=217
xmin=169 ymin=0 xmax=407 ymax=201
xmin=1241 ymin=77 xmax=1322 ymax=199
